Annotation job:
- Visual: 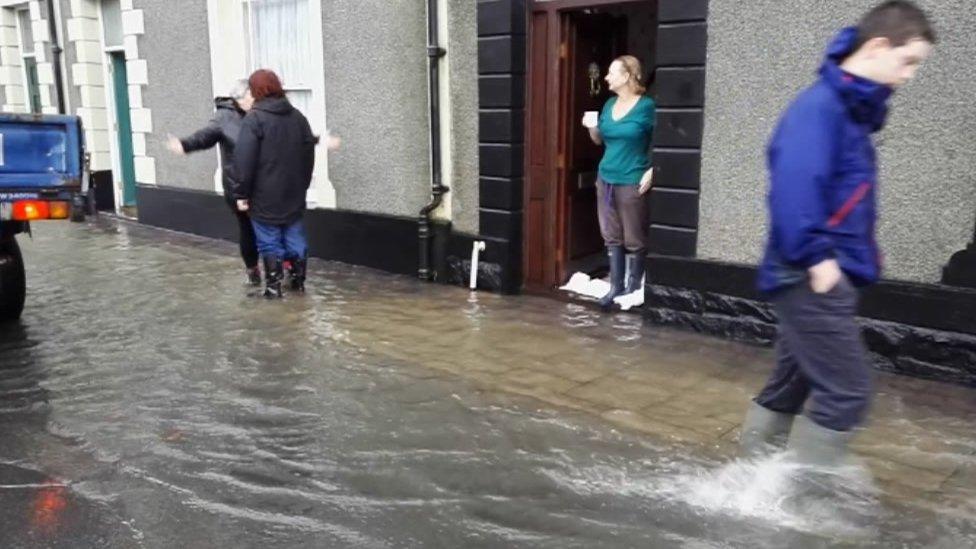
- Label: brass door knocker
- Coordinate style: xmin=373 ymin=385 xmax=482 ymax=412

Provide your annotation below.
xmin=587 ymin=62 xmax=601 ymax=97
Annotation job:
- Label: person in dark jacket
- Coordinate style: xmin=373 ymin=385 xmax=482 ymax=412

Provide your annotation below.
xmin=167 ymin=80 xmax=260 ymax=285
xmin=739 ymin=1 xmax=935 ymax=468
xmin=233 ymin=69 xmax=317 ymax=299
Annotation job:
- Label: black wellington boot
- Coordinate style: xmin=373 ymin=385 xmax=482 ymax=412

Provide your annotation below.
xmin=598 ymin=246 xmax=625 ymax=310
xmin=262 ymin=256 xmax=284 ymax=299
xmin=289 ymin=257 xmax=306 ymax=293
xmin=245 ymin=266 xmax=262 ymax=287
xmin=624 ymin=252 xmax=645 ymax=295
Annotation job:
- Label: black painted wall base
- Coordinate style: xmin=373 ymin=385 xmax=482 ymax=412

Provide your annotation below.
xmin=943 ymin=243 xmax=976 ymax=289
xmin=644 ymin=255 xmax=976 ymax=387
xmin=136 ymin=185 xmax=522 ymax=294
xmin=91 ymin=171 xmax=115 ymax=212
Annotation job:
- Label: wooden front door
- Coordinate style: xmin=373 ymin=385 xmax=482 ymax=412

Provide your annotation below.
xmin=523 ymin=2 xmax=628 ymax=293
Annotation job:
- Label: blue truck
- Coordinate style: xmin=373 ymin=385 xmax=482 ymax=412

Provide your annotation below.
xmin=0 ymin=113 xmax=89 ymax=321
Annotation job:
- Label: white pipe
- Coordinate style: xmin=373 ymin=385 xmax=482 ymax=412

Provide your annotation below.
xmin=470 ymin=241 xmax=486 ymax=290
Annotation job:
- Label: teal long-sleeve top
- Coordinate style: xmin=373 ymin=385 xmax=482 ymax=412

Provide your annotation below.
xmin=597 ymin=95 xmax=656 ymax=185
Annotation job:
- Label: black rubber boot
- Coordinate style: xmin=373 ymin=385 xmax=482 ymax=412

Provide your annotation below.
xmin=245 ymin=266 xmax=262 ymax=287
xmin=624 ymin=252 xmax=645 ymax=295
xmin=262 ymin=256 xmax=283 ymax=299
xmin=289 ymin=257 xmax=306 ymax=293
xmin=598 ymin=246 xmax=625 ymax=310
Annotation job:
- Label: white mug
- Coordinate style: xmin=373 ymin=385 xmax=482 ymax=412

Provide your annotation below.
xmin=582 ymin=111 xmax=599 ymax=128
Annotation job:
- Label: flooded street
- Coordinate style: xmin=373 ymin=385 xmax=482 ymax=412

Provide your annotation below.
xmin=1 ymin=219 xmax=975 ymax=548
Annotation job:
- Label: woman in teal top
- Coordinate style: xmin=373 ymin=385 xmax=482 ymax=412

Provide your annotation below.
xmin=582 ymin=55 xmax=656 ymax=309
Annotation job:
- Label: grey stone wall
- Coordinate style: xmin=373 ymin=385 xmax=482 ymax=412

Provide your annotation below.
xmin=135 ymin=0 xmax=216 ymax=192
xmin=445 ymin=0 xmax=480 ymax=234
xmin=698 ymin=0 xmax=976 ymax=284
xmin=102 ymin=0 xmax=481 ymax=227
xmin=322 ymin=0 xmax=431 ymax=219
xmin=321 ymin=0 xmax=480 ymax=228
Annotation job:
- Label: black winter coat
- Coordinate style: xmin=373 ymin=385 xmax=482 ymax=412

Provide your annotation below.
xmin=233 ymin=97 xmax=316 ymax=225
xmin=180 ymin=97 xmax=244 ymax=200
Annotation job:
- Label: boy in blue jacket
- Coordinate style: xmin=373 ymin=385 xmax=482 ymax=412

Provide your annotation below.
xmin=740 ymin=1 xmax=936 ymax=466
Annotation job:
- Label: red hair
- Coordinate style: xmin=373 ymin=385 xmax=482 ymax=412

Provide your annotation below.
xmin=248 ymin=69 xmax=285 ymax=101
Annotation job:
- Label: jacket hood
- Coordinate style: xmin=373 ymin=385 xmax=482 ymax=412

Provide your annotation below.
xmin=253 ymin=96 xmax=295 ymax=115
xmin=819 ymin=27 xmax=893 ymax=133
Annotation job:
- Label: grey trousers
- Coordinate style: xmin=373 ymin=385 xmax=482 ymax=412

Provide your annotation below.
xmin=754 ymin=276 xmax=873 ymax=432
xmin=595 ymin=178 xmax=648 ymax=254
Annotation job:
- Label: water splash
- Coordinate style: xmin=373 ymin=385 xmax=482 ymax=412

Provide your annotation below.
xmin=657 ymin=452 xmax=884 ymax=540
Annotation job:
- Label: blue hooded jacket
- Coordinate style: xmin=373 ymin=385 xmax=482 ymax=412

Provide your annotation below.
xmin=757 ymin=27 xmax=893 ymax=294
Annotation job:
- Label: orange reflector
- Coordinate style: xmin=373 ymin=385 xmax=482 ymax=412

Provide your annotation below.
xmin=48 ymin=201 xmax=70 ymax=219
xmin=12 ymin=200 xmax=50 ymax=221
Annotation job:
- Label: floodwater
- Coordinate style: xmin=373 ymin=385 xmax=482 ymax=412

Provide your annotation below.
xmin=0 ymin=218 xmax=974 ymax=548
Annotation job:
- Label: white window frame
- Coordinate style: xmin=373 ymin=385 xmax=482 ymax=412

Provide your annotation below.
xmin=47 ymin=0 xmax=69 ymax=113
xmin=241 ymin=0 xmax=314 ymax=102
xmin=207 ymin=0 xmax=334 ymax=208
xmin=13 ymin=5 xmax=39 ymax=114
xmin=97 ymin=0 xmax=129 ymax=213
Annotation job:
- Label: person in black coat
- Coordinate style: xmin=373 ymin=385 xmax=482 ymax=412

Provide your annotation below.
xmin=167 ymin=80 xmax=261 ymax=285
xmin=233 ymin=69 xmax=318 ymax=299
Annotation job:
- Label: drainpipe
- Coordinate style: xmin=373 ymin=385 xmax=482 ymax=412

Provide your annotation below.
xmin=418 ymin=0 xmax=449 ymax=281
xmin=45 ymin=0 xmax=66 ymax=114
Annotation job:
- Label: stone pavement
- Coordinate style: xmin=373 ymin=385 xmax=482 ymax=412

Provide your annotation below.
xmin=334 ymin=282 xmax=976 ymax=510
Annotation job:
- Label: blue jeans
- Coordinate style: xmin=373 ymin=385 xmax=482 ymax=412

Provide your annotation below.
xmin=251 ymin=219 xmax=308 ymax=260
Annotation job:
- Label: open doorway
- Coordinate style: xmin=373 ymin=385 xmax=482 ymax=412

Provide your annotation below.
xmin=107 ymin=51 xmax=136 ymax=211
xmin=100 ymin=0 xmax=138 ymax=215
xmin=523 ymin=0 xmax=657 ymax=293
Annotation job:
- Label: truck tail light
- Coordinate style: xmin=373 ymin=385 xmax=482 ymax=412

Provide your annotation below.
xmin=12 ymin=200 xmax=49 ymax=220
xmin=11 ymin=200 xmax=70 ymax=221
xmin=48 ymin=201 xmax=70 ymax=219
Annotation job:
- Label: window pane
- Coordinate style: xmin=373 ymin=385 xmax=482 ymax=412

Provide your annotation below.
xmin=24 ymin=57 xmax=41 ymax=113
xmin=101 ymin=0 xmax=124 ymax=48
xmin=285 ymin=89 xmax=312 ymax=118
xmin=250 ymin=0 xmax=312 ymax=89
xmin=17 ymin=9 xmax=33 ymax=54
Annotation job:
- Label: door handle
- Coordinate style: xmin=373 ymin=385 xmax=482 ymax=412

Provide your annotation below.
xmin=587 ymin=62 xmax=601 ymax=97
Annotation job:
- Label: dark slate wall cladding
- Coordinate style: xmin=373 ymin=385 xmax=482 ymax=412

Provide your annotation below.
xmin=654 ymin=68 xmax=706 ymax=107
xmin=650 ymin=0 xmax=709 ymax=258
xmin=648 ymin=188 xmax=699 ymax=229
xmin=476 ymin=0 xmax=526 ymax=293
xmin=652 ymin=149 xmax=701 ymax=190
xmin=657 ymin=0 xmax=708 ymax=22
xmin=646 ymin=254 xmax=976 ymax=334
xmin=644 ymin=284 xmax=976 ymax=387
xmin=644 ymin=255 xmax=976 ymax=387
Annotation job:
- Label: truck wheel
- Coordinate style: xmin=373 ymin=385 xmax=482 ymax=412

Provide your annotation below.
xmin=0 ymin=236 xmax=26 ymax=322
xmin=70 ymin=193 xmax=86 ymax=223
